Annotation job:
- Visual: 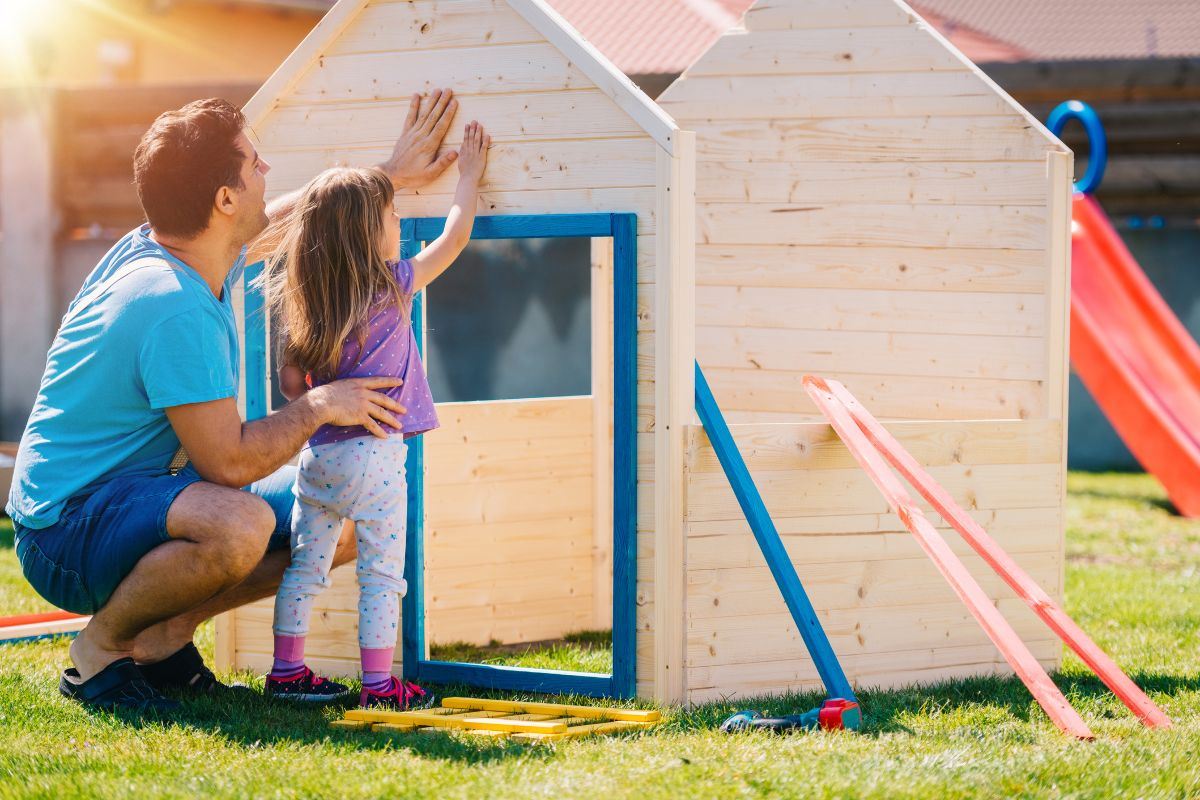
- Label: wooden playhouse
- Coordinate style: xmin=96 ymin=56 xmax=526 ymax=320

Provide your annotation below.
xmin=218 ymin=0 xmax=1073 ymax=706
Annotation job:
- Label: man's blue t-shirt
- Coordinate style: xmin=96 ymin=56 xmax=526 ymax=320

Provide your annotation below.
xmin=6 ymin=225 xmax=245 ymax=529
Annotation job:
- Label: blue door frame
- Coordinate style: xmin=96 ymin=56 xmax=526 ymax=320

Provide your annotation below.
xmin=244 ymin=213 xmax=638 ymax=698
xmin=399 ymin=212 xmax=638 ymax=698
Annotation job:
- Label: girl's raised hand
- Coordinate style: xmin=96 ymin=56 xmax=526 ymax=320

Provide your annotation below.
xmin=457 ymin=121 xmax=490 ymax=186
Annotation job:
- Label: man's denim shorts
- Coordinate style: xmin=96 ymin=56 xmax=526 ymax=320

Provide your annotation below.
xmin=13 ymin=464 xmax=298 ymax=615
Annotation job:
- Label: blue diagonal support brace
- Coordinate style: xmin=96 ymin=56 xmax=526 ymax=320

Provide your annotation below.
xmin=694 ymin=362 xmax=857 ymax=703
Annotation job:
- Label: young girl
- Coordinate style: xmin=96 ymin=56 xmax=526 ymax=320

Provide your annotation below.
xmin=263 ymin=122 xmax=490 ymax=709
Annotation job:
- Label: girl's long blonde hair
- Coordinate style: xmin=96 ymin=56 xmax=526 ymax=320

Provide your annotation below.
xmin=263 ymin=167 xmax=404 ymax=382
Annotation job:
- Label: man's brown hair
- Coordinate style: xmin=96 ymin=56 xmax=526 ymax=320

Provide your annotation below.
xmin=133 ymin=98 xmax=247 ymax=238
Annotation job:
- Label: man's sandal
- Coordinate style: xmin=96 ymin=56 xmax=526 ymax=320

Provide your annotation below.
xmin=59 ymin=658 xmax=180 ymax=713
xmin=139 ymin=642 xmax=251 ymax=698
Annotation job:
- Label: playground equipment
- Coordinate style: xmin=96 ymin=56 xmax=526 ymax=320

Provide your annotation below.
xmin=0 ymin=611 xmax=89 ymax=645
xmin=719 ymin=699 xmax=862 ymax=734
xmin=332 ymin=696 xmax=662 ymax=743
xmin=1050 ymin=101 xmax=1200 ymax=517
xmin=805 ymin=376 xmax=1170 ymax=736
xmin=220 ymin=0 xmax=1074 ymax=706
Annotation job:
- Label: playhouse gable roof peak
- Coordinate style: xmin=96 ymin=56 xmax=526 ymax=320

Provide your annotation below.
xmin=670 ymin=0 xmax=1066 ymax=154
xmin=243 ymin=0 xmax=681 ymax=154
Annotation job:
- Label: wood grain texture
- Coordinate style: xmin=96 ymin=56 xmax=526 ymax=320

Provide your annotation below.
xmin=694 ymin=326 xmax=1047 ymax=380
xmin=741 ymin=0 xmax=915 ymax=31
xmin=257 ymin=91 xmax=647 ymax=148
xmin=695 ymin=244 xmax=1047 ymax=294
xmin=326 ymin=0 xmax=542 ymax=55
xmin=660 ymin=71 xmax=1020 ymax=121
xmin=264 ymin=138 xmax=658 ymax=198
xmin=684 ymin=26 xmax=967 ymax=76
xmin=230 ymin=396 xmax=598 ymax=657
xmin=685 ymin=285 xmax=1047 ymax=337
xmin=697 ymin=202 xmax=1048 ymax=250
xmin=690 ymin=161 xmax=1049 ymax=206
xmin=685 ymin=419 xmax=1061 ymax=473
xmin=693 ymin=368 xmax=1048 ymax=422
xmin=650 ymin=134 xmax=696 ymax=703
xmin=690 ymin=118 xmax=1054 ymax=163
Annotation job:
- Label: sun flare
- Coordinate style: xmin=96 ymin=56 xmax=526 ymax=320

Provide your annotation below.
xmin=0 ymin=0 xmax=50 ymax=35
xmin=0 ymin=0 xmax=55 ymax=83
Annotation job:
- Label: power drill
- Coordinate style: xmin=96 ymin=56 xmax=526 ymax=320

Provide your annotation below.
xmin=719 ymin=698 xmax=861 ymax=733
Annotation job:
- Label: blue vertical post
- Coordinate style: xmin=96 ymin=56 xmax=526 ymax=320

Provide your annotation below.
xmin=694 ymin=362 xmax=857 ymax=703
xmin=242 ymin=260 xmax=268 ymax=421
xmin=610 ymin=213 xmax=637 ymax=699
xmin=400 ymin=220 xmax=425 ymax=680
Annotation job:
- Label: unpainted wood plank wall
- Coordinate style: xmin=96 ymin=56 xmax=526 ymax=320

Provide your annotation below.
xmin=228 ymin=0 xmax=665 ymax=690
xmin=683 ymin=418 xmax=1063 ymax=702
xmin=659 ymin=0 xmax=1072 ymax=701
xmin=658 ymin=0 xmax=1068 ymax=423
xmin=232 ymin=396 xmax=598 ymax=676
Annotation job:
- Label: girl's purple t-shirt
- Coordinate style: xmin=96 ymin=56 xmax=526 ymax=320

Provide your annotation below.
xmin=307 ymin=259 xmax=438 ymax=447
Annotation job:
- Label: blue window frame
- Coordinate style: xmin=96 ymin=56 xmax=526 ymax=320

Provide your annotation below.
xmin=401 ymin=213 xmax=637 ymax=698
xmin=243 ymin=213 xmax=637 ymax=698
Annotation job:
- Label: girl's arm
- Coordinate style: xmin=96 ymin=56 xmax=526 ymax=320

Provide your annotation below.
xmin=411 ymin=121 xmax=490 ymax=292
xmin=280 ymin=363 xmax=308 ymax=402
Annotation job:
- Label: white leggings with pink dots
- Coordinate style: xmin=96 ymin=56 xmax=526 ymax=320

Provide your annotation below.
xmin=273 ymin=436 xmax=409 ymax=650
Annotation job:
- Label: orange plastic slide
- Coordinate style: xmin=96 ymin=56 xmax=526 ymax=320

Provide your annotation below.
xmin=1071 ymin=193 xmax=1200 ymax=516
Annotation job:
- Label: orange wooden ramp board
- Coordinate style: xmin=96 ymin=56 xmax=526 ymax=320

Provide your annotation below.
xmin=805 ymin=375 xmax=1171 ymax=735
xmin=804 ymin=376 xmax=1094 ymax=739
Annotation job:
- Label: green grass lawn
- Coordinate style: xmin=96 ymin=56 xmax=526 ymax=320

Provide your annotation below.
xmin=1 ymin=473 xmax=1199 ymax=798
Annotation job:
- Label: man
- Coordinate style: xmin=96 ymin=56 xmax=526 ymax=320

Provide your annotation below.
xmin=6 ymin=90 xmax=459 ymax=711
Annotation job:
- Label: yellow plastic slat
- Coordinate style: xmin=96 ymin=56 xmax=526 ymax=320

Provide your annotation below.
xmin=463 ymin=729 xmax=512 ymax=739
xmin=330 ymin=719 xmax=372 ymax=731
xmin=343 ymin=708 xmax=565 ymax=734
xmin=441 ymin=697 xmax=661 ymax=723
xmin=496 ymin=713 xmax=559 ymax=721
xmin=372 ymin=723 xmax=417 ymax=733
xmin=345 ymin=710 xmax=471 ymax=729
xmin=512 ymin=720 xmax=653 ymax=743
xmin=344 ymin=708 xmax=507 ymax=727
xmin=456 ymin=716 xmax=568 ymax=734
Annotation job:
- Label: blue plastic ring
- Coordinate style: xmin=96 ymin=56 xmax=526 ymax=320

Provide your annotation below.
xmin=1047 ymin=100 xmax=1107 ymax=195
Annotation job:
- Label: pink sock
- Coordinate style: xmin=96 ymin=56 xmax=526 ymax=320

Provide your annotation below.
xmin=271 ymin=634 xmax=307 ymax=676
xmin=361 ymin=646 xmax=395 ymax=690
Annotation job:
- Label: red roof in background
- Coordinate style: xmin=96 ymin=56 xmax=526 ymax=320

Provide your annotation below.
xmin=913 ymin=6 xmax=1031 ymax=63
xmin=293 ymin=0 xmax=1196 ymax=72
xmin=914 ymin=0 xmax=1200 ymax=61
xmin=546 ymin=0 xmax=1029 ymax=76
xmin=547 ymin=0 xmax=743 ymax=77
xmin=549 ymin=0 xmax=1200 ymax=75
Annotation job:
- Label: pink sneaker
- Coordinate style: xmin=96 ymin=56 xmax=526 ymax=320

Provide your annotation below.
xmin=264 ymin=666 xmax=350 ymax=703
xmin=360 ymin=677 xmax=436 ymax=710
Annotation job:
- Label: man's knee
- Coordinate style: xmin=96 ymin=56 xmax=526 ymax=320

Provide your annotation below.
xmin=170 ymin=482 xmax=275 ymax=572
xmin=225 ymin=493 xmax=275 ymax=566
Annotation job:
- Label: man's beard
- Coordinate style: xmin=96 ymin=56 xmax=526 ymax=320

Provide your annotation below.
xmin=238 ymin=206 xmax=270 ymax=246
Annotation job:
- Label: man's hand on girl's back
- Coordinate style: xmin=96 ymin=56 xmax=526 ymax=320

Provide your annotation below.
xmin=307 ymin=377 xmax=406 ymax=439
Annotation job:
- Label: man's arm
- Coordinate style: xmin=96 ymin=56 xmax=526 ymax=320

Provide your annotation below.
xmin=245 ymin=90 xmax=460 ymax=266
xmin=165 ymin=377 xmax=405 ymax=488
